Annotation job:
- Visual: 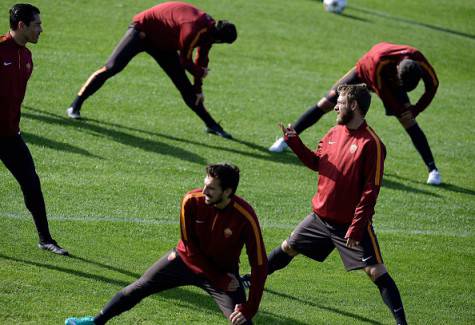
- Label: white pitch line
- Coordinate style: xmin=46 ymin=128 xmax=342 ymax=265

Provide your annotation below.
xmin=1 ymin=212 xmax=472 ymax=238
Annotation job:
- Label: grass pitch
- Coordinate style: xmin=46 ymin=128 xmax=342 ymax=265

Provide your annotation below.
xmin=1 ymin=0 xmax=474 ymax=324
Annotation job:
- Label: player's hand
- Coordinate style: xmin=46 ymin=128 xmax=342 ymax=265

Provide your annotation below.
xmin=195 ymin=93 xmax=204 ymax=106
xmin=226 ymin=273 xmax=240 ymax=292
xmin=346 ymin=238 xmax=360 ymax=248
xmin=229 ymin=305 xmax=247 ymax=325
xmin=279 ymin=123 xmax=297 ymax=138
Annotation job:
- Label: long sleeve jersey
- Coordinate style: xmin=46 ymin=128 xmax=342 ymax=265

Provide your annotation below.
xmin=176 ymin=189 xmax=267 ymax=320
xmin=356 ymin=42 xmax=438 ymax=116
xmin=0 ymin=32 xmax=33 ymax=136
xmin=133 ymin=1 xmax=214 ymax=89
xmin=285 ymin=122 xmax=386 ymax=241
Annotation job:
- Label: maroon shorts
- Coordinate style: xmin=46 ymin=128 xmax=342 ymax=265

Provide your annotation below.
xmin=287 ymin=213 xmax=384 ymax=271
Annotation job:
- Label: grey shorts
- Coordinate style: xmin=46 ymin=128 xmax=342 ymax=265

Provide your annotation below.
xmin=287 ymin=213 xmax=384 ymax=271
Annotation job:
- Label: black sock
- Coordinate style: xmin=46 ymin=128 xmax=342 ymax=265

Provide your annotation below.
xmin=70 ymin=96 xmax=83 ymax=112
xmin=406 ymin=124 xmax=437 ymax=171
xmin=293 ymin=105 xmax=328 ymax=134
xmin=374 ymin=273 xmax=407 ymax=325
xmin=267 ymin=246 xmax=294 ymax=275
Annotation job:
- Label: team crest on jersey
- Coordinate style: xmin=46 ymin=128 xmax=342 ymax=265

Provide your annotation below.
xmin=224 ymin=228 xmax=233 ymax=238
xmin=350 ymin=144 xmax=358 ymax=153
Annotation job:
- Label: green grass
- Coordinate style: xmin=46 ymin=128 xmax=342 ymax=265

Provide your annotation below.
xmin=1 ymin=0 xmax=474 ymax=324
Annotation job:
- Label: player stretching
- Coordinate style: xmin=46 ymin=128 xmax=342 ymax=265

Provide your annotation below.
xmin=269 ymin=42 xmax=440 ymax=185
xmin=245 ymin=84 xmax=407 ymax=324
xmin=66 ymin=163 xmax=267 ymax=325
xmin=67 ymin=1 xmax=237 ymax=138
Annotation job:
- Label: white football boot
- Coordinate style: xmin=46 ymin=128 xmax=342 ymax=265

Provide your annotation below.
xmin=66 ymin=107 xmax=81 ymax=119
xmin=269 ymin=137 xmax=288 ymax=152
xmin=427 ymin=169 xmax=441 ymax=185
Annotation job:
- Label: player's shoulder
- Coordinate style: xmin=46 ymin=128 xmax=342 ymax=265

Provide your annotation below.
xmin=363 ymin=125 xmax=386 ymax=150
xmin=232 ymin=196 xmax=258 ymax=220
xmin=183 ymin=188 xmax=204 ymax=202
xmin=0 ymin=34 xmax=11 ymax=47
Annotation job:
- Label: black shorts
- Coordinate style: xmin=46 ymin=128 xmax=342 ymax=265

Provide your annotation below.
xmin=287 ymin=213 xmax=383 ymax=271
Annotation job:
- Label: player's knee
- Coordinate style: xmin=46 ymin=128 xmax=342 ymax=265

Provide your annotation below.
xmin=364 ymin=263 xmax=387 ymax=282
xmin=398 ymin=115 xmax=417 ymax=129
xmin=281 ymin=240 xmax=299 ymax=257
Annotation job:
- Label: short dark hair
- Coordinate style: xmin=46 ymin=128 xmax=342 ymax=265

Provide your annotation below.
xmin=9 ymin=3 xmax=40 ymax=30
xmin=398 ymin=59 xmax=422 ymax=92
xmin=206 ymin=163 xmax=240 ymax=196
xmin=214 ymin=20 xmax=237 ymax=44
xmin=337 ymin=83 xmax=372 ymax=116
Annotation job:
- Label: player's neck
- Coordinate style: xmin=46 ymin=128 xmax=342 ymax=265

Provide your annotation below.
xmin=9 ymin=30 xmax=27 ymax=47
xmin=214 ymin=197 xmax=231 ymax=209
xmin=346 ymin=116 xmax=365 ymax=130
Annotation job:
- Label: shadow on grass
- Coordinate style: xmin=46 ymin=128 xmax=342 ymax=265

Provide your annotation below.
xmin=385 ymin=173 xmax=475 ymax=196
xmin=22 ymin=106 xmax=206 ymax=165
xmin=21 ymin=131 xmax=102 ymax=159
xmin=348 ymin=5 xmax=475 ymax=40
xmin=265 ymin=287 xmax=384 ymax=325
xmin=0 ymin=253 xmax=305 ymax=324
xmin=23 ymin=106 xmax=302 ymax=166
xmin=382 ymin=176 xmax=442 ymax=198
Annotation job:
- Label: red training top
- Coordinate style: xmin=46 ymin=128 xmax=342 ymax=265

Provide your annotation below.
xmin=286 ymin=122 xmax=386 ymax=241
xmin=0 ymin=32 xmax=33 ymax=136
xmin=177 ymin=189 xmax=267 ymax=320
xmin=356 ymin=42 xmax=438 ymax=116
xmin=133 ymin=1 xmax=214 ymax=87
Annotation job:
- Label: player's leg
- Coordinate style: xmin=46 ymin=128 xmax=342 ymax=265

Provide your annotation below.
xmin=269 ymin=67 xmax=360 ymax=152
xmin=0 ymin=135 xmax=67 ymax=255
xmin=397 ymin=111 xmax=440 ymax=185
xmin=333 ymin=223 xmax=407 ymax=325
xmin=243 ymin=212 xmax=333 ymax=288
xmin=200 ymin=277 xmax=252 ymax=324
xmin=146 ymin=49 xmax=231 ymax=138
xmin=95 ymin=249 xmax=191 ymax=324
xmin=68 ymin=25 xmax=145 ymax=117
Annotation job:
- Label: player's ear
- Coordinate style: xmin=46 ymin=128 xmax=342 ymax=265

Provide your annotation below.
xmin=223 ymin=187 xmax=233 ymax=199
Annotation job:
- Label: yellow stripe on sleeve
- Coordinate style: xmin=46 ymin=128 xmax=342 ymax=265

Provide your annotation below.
xmin=234 ymin=202 xmax=265 ymax=266
xmin=180 ymin=192 xmax=204 ymax=242
xmin=366 ymin=127 xmax=383 ymax=186
xmin=186 ymin=28 xmax=207 ymax=60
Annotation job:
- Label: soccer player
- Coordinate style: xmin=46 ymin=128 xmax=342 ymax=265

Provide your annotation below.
xmin=269 ymin=42 xmax=441 ymax=185
xmin=66 ymin=1 xmax=237 ymax=139
xmin=65 ymin=163 xmax=267 ymax=325
xmin=245 ymin=84 xmax=407 ymax=324
xmin=0 ymin=4 xmax=68 ymax=255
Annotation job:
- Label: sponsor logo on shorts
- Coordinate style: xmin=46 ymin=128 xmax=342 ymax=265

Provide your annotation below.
xmin=361 ymin=256 xmax=372 ymax=262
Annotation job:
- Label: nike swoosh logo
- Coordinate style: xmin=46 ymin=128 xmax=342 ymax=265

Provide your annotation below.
xmin=195 ymin=220 xmax=205 ymax=224
xmin=328 ymin=141 xmax=336 ymax=144
xmin=3 ymin=62 xmax=12 ymax=66
xmin=361 ymin=256 xmax=372 ymax=262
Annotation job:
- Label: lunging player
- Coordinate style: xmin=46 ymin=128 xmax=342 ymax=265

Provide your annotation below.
xmin=66 ymin=163 xmax=267 ymax=325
